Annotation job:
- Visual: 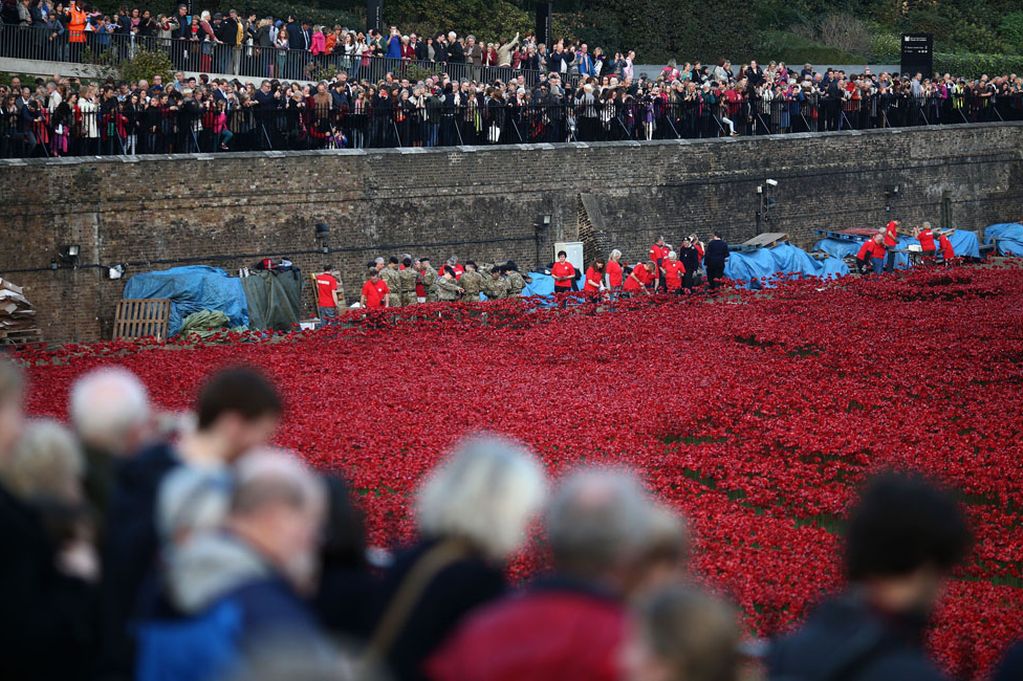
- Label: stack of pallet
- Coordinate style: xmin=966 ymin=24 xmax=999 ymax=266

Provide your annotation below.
xmin=0 ymin=278 xmax=41 ymax=345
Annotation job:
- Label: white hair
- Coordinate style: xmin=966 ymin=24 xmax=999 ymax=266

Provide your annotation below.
xmin=546 ymin=467 xmax=659 ymax=579
xmin=70 ymin=366 xmax=150 ymax=454
xmin=157 ymin=466 xmax=231 ymax=543
xmin=668 ymin=251 xmax=678 ymax=259
xmin=232 ymin=447 xmax=326 ymax=517
xmin=610 ymin=249 xmax=623 ymax=260
xmin=416 ymin=434 xmax=547 ymax=560
xmin=6 ymin=419 xmax=84 ymax=502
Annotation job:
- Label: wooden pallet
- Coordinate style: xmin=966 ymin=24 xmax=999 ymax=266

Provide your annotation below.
xmin=0 ymin=328 xmax=42 ymax=345
xmin=732 ymin=232 xmax=789 ymax=252
xmin=113 ymin=298 xmax=171 ymax=341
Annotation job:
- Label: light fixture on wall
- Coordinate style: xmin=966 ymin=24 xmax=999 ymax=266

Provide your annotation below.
xmin=106 ymin=263 xmax=126 ymax=280
xmin=59 ymin=244 xmax=81 ymax=268
xmin=315 ymin=223 xmax=330 ymax=254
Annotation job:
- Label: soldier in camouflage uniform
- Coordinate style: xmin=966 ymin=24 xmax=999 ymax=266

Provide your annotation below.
xmin=458 ymin=261 xmax=485 ymax=301
xmin=482 ymin=267 xmax=510 ymax=300
xmin=418 ymin=257 xmax=439 ymax=302
xmin=432 ymin=266 xmax=464 ymax=301
xmin=504 ymin=261 xmax=528 ymax=296
xmin=380 ymin=257 xmax=402 ymax=308
xmin=399 ymin=256 xmax=419 ymax=307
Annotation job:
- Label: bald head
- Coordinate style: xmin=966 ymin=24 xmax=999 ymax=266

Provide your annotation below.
xmin=70 ymin=366 xmax=150 ymax=455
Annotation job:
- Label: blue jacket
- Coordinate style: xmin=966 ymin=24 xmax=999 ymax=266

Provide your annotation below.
xmin=386 ymin=33 xmax=402 ymax=59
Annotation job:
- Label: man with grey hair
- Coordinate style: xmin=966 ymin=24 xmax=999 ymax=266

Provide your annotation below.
xmin=137 ymin=449 xmax=332 ymax=680
xmin=427 ymin=467 xmax=666 ymax=681
xmin=70 ymin=366 xmax=151 ymax=521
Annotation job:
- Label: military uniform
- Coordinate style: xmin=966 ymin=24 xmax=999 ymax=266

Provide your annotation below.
xmin=381 ymin=266 xmax=402 ymax=308
xmin=505 ymin=270 xmax=527 ymax=296
xmin=459 ymin=269 xmax=485 ymax=300
xmin=420 ymin=265 xmax=439 ymax=302
xmin=432 ymin=276 xmax=462 ymax=302
xmin=483 ymin=273 xmax=510 ymax=300
xmin=398 ymin=267 xmax=419 ymax=307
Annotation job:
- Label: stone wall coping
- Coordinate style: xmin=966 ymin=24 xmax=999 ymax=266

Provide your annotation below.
xmin=5 ymin=121 xmax=1020 ymax=168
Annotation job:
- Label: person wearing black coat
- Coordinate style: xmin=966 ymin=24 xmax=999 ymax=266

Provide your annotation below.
xmin=433 ymin=33 xmax=448 ymax=63
xmin=677 ymin=239 xmax=700 ymax=289
xmin=768 ymin=473 xmax=970 ymax=681
xmin=0 ymin=359 xmax=97 ymax=681
xmin=703 ymin=232 xmax=729 ymax=289
xmin=446 ymin=35 xmax=464 ymax=64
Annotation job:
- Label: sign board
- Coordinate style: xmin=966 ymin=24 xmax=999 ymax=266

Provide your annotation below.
xmin=900 ymin=33 xmax=933 ymax=77
xmin=554 ymin=241 xmax=584 ymax=274
xmin=366 ymin=0 xmax=383 ymax=33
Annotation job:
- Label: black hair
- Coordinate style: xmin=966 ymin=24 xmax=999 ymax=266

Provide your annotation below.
xmin=557 ymin=250 xmax=567 ymax=258
xmin=402 ymin=257 xmax=413 ymax=267
xmin=196 ymin=366 xmax=282 ymax=430
xmin=324 ymin=264 xmax=335 ymax=270
xmin=388 ymin=256 xmax=399 ymax=264
xmin=845 ymin=472 xmax=971 ymax=581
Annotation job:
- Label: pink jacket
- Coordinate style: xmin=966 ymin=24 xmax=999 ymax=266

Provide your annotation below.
xmin=311 ymin=32 xmax=326 ymax=55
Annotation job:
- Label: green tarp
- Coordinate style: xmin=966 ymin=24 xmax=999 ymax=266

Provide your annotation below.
xmin=241 ymin=269 xmax=304 ymax=332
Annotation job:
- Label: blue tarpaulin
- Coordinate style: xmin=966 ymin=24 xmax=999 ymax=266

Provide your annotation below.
xmin=815 ymin=230 xmax=981 ymax=263
xmin=122 ymin=266 xmax=249 ymax=336
xmin=984 ymin=223 xmax=1023 ymax=256
xmin=521 ymin=272 xmax=555 ymax=297
xmin=724 ymin=243 xmax=849 ymax=289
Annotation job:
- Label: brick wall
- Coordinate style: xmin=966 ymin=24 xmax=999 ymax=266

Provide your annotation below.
xmin=3 ymin=122 xmax=1023 ymax=342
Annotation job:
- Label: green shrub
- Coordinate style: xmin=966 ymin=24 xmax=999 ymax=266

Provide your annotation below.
xmin=933 ymin=51 xmax=1023 ymax=78
xmin=999 ymin=11 xmax=1023 ymax=53
xmin=870 ymin=32 xmax=900 ymax=62
xmin=756 ymin=31 xmax=866 ymax=65
xmin=120 ymin=48 xmax=175 ymax=86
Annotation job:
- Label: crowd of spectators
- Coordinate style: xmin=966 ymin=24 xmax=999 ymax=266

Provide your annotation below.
xmin=3 ymin=4 xmax=1023 ymax=156
xmin=2 ymin=357 xmax=1020 ymax=681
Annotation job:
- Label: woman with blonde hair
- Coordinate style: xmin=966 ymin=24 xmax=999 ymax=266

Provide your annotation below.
xmin=4 ymin=419 xmax=85 ymax=504
xmin=366 ymin=434 xmax=547 ymax=681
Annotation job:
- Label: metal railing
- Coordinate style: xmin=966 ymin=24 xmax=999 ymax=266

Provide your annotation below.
xmin=0 ymin=23 xmax=554 ymax=84
xmin=4 ymin=94 xmax=1022 ymax=159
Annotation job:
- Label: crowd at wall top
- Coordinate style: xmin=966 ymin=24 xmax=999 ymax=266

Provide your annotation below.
xmin=3 ymin=3 xmax=1023 ymax=157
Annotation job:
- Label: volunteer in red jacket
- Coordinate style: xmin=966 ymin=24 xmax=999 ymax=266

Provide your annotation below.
xmin=649 ymin=237 xmax=669 ymax=289
xmin=867 ymin=233 xmax=887 ymax=275
xmin=583 ymin=259 xmax=605 ymax=297
xmin=855 ymin=239 xmax=874 ymax=275
xmin=916 ymin=222 xmax=937 ymax=260
xmin=883 ymin=219 xmax=901 ymax=272
xmin=551 ymin=251 xmax=575 ymax=295
xmin=662 ymin=251 xmax=686 ymax=293
xmin=606 ymin=250 xmax=625 ymax=292
xmin=938 ymin=231 xmax=955 ymax=263
xmin=360 ymin=268 xmax=390 ymax=309
xmin=623 ymin=262 xmax=650 ymax=295
xmin=314 ymin=267 xmax=340 ymax=321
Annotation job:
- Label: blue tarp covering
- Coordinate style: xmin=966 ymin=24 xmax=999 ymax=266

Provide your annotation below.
xmin=724 ymin=243 xmax=849 ymax=289
xmin=815 ymin=230 xmax=982 ymax=263
xmin=521 ymin=271 xmax=555 ymax=297
xmin=985 ymin=223 xmax=1023 ymax=256
xmin=122 ymin=266 xmax=249 ymax=336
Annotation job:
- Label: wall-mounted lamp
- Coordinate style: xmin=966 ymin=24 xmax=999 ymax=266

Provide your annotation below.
xmin=59 ymin=244 xmax=81 ymax=268
xmin=315 ymin=222 xmax=330 ymax=254
xmin=106 ymin=263 xmax=126 ymax=280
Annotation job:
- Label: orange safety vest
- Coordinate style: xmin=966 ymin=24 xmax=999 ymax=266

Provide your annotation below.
xmin=68 ymin=5 xmax=87 ymax=43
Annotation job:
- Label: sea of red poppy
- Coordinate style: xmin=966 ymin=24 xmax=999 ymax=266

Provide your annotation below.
xmin=16 ymin=263 xmax=1023 ymax=679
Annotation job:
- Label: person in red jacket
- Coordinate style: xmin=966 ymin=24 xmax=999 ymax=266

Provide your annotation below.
xmin=867 ymin=233 xmax=887 ymax=275
xmin=426 ymin=469 xmax=665 ymax=681
xmin=915 ymin=222 xmax=936 ymax=259
xmin=938 ymin=232 xmax=955 ymax=263
xmin=606 ymin=250 xmax=624 ymax=292
xmin=583 ymin=259 xmax=605 ymax=296
xmin=662 ymin=251 xmax=686 ymax=293
xmin=855 ymin=238 xmax=874 ymax=275
xmin=623 ymin=262 xmax=650 ymax=295
xmin=649 ymin=237 xmax=669 ymax=289
xmin=360 ymin=268 xmax=390 ymax=309
xmin=883 ymin=219 xmax=900 ymax=272
xmin=551 ymin=250 xmax=575 ymax=295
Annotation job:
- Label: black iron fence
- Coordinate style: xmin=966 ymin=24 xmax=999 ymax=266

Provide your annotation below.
xmin=0 ymin=23 xmax=551 ymax=85
xmin=4 ymin=92 xmax=1023 ymax=159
